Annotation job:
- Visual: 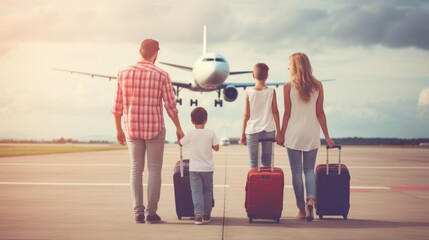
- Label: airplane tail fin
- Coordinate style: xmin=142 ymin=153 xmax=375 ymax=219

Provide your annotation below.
xmin=203 ymin=25 xmax=207 ymax=55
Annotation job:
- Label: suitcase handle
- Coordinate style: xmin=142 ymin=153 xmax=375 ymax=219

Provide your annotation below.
xmin=326 ymin=145 xmax=342 ymax=150
xmin=326 ymin=145 xmax=342 ymax=175
xmin=257 ymin=138 xmax=275 ymax=173
xmin=179 ymin=146 xmax=184 ymax=178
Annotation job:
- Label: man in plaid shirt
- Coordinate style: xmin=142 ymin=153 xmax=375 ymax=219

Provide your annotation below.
xmin=112 ymin=39 xmax=184 ymax=224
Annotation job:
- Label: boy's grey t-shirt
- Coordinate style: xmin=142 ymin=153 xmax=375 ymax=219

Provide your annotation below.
xmin=180 ymin=129 xmax=219 ymax=172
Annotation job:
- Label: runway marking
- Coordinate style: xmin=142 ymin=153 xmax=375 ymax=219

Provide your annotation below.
xmin=391 ymin=186 xmax=429 ymax=191
xmin=0 ymin=163 xmax=130 ymax=167
xmin=0 ymin=182 xmax=427 ymax=191
xmin=1 ymin=162 xmax=429 ymax=170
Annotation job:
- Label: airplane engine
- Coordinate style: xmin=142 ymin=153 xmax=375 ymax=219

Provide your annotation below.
xmin=223 ymin=85 xmax=238 ymax=102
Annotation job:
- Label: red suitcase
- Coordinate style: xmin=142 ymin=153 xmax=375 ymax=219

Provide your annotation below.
xmin=245 ymin=139 xmax=284 ymax=223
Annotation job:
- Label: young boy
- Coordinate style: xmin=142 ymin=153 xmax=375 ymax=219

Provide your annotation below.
xmin=180 ymin=107 xmax=220 ymax=225
xmin=240 ymin=63 xmax=281 ymax=168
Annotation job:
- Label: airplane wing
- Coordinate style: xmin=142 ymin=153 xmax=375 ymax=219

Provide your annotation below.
xmin=54 ymin=67 xmax=193 ymax=90
xmin=230 ymin=71 xmax=253 ymax=75
xmin=52 ymin=68 xmax=117 ymax=80
xmin=223 ymin=79 xmax=335 ymax=89
xmin=171 ymin=82 xmax=192 ymax=89
xmin=159 ymin=62 xmax=193 ymax=71
xmin=223 ymin=82 xmax=284 ymax=89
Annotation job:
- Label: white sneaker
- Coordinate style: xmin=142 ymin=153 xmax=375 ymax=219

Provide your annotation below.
xmin=194 ymin=215 xmax=203 ymax=225
xmin=202 ymin=215 xmax=212 ymax=223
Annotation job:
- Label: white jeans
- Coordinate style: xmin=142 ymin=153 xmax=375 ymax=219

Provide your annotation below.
xmin=126 ymin=128 xmax=166 ymax=216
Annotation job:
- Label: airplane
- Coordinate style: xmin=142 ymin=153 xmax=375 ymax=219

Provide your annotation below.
xmin=54 ymin=26 xmax=333 ymax=107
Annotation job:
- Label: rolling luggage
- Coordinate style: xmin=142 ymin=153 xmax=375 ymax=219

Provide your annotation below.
xmin=173 ymin=147 xmax=214 ymax=220
xmin=315 ymin=145 xmax=350 ymax=220
xmin=245 ymin=138 xmax=284 ymax=223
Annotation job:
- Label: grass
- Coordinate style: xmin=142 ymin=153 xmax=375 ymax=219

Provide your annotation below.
xmin=0 ymin=144 xmax=126 ymax=157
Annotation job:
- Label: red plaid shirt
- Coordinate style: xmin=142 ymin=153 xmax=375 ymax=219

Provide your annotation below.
xmin=112 ymin=60 xmax=178 ymax=139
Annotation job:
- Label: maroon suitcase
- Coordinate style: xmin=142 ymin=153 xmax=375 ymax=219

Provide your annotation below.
xmin=315 ymin=145 xmax=350 ymax=220
xmin=245 ymin=139 xmax=284 ymax=223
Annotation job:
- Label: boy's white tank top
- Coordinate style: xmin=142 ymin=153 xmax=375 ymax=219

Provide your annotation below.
xmin=285 ymin=83 xmax=321 ymax=151
xmin=245 ymin=88 xmax=276 ymax=134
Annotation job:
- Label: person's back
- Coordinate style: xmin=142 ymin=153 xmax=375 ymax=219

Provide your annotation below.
xmin=112 ymin=39 xmax=184 ymax=224
xmin=279 ymin=52 xmax=335 ymax=222
xmin=246 ymin=88 xmax=276 ymax=134
xmin=284 ymin=82 xmax=320 ymax=151
xmin=182 ymin=128 xmax=217 ymax=172
xmin=115 ymin=59 xmax=177 ymax=140
xmin=180 ymin=107 xmax=219 ymax=225
xmin=240 ymin=63 xmax=281 ymax=168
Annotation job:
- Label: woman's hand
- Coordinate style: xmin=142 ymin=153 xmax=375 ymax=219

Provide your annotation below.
xmin=325 ymin=137 xmax=335 ymax=148
xmin=276 ymin=134 xmax=284 ymax=147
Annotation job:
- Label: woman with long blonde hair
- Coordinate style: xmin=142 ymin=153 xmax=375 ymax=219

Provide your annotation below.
xmin=278 ymin=52 xmax=335 ymax=222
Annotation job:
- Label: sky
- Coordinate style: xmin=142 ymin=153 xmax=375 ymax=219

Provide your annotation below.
xmin=0 ymin=0 xmax=428 ymax=142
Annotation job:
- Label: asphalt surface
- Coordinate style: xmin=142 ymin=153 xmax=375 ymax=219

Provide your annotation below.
xmin=0 ymin=145 xmax=428 ymax=240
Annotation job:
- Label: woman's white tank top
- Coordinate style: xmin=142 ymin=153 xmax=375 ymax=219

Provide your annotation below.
xmin=285 ymin=83 xmax=321 ymax=151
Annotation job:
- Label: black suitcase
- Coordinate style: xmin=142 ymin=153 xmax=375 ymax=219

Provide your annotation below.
xmin=173 ymin=147 xmax=214 ymax=220
xmin=173 ymin=158 xmax=194 ymax=219
xmin=315 ymin=145 xmax=350 ymax=220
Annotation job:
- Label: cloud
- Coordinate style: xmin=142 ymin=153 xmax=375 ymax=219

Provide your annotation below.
xmin=417 ymin=87 xmax=429 ymax=119
xmin=0 ymin=0 xmax=235 ymax=46
xmin=327 ymin=99 xmax=429 ymax=138
xmin=418 ymin=88 xmax=429 ymax=106
xmin=329 ymin=0 xmax=429 ymax=50
xmin=1 ymin=0 xmax=428 ymax=54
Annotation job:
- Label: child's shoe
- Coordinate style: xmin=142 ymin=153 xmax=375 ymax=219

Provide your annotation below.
xmin=194 ymin=215 xmax=203 ymax=225
xmin=202 ymin=214 xmax=212 ymax=223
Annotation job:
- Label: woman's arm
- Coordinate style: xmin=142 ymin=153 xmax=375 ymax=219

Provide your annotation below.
xmin=316 ymin=82 xmax=335 ymax=147
xmin=279 ymin=83 xmax=292 ymax=146
xmin=271 ymin=89 xmax=282 ymax=143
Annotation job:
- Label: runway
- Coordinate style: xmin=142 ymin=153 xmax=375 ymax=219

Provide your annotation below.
xmin=0 ymin=145 xmax=428 ymax=240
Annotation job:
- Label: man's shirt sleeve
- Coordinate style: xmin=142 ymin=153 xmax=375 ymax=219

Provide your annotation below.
xmin=112 ymin=73 xmax=123 ymax=116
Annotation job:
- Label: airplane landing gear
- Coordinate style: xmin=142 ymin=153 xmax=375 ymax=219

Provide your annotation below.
xmin=190 ymin=99 xmax=198 ymax=107
xmin=215 ymin=88 xmax=223 ymax=107
xmin=174 ymin=86 xmax=183 ymax=106
xmin=214 ymin=99 xmax=223 ymax=107
xmin=214 ymin=88 xmax=223 ymax=107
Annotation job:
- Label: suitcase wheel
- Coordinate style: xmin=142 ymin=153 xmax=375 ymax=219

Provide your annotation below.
xmin=319 ymin=215 xmax=323 ymax=220
xmin=248 ymin=217 xmax=253 ymax=223
xmin=178 ymin=216 xmax=182 ymax=220
xmin=343 ymin=215 xmax=347 ymax=220
xmin=275 ymin=218 xmax=280 ymax=223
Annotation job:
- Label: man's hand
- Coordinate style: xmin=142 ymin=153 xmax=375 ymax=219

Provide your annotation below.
xmin=116 ymin=129 xmax=126 ymax=146
xmin=176 ymin=129 xmax=184 ymax=144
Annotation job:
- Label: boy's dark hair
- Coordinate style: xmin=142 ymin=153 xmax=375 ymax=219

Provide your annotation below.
xmin=253 ymin=63 xmax=269 ymax=80
xmin=191 ymin=107 xmax=208 ymax=125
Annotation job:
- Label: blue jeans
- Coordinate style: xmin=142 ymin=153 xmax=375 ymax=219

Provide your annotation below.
xmin=287 ymin=148 xmax=318 ymax=209
xmin=189 ymin=171 xmax=213 ymax=216
xmin=246 ymin=131 xmax=275 ymax=168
